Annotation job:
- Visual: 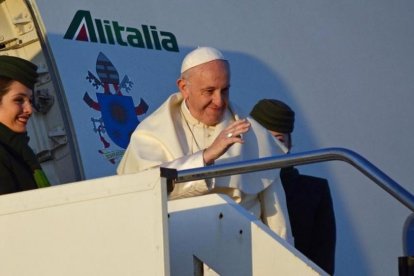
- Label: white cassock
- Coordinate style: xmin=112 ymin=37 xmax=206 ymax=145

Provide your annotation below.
xmin=118 ymin=92 xmax=293 ymax=243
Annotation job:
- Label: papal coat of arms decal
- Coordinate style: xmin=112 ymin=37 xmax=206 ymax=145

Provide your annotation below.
xmin=83 ymin=52 xmax=148 ymax=163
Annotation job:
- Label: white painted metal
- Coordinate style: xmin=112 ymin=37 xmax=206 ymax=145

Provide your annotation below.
xmin=168 ymin=194 xmax=327 ymax=276
xmin=0 ymin=168 xmax=170 ymax=276
xmin=0 ymin=168 xmax=325 ymax=275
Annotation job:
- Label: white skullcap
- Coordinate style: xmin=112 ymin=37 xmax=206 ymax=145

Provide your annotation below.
xmin=180 ymin=47 xmax=226 ymax=73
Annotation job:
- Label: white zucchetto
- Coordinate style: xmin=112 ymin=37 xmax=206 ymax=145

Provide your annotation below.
xmin=180 ymin=47 xmax=227 ymax=73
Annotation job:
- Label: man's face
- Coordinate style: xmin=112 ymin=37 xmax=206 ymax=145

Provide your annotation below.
xmin=178 ymin=60 xmax=230 ymax=126
xmin=269 ymin=130 xmax=291 ymax=150
xmin=0 ymin=81 xmax=33 ymax=133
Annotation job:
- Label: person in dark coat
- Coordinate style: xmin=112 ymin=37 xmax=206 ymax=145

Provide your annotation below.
xmin=0 ymin=55 xmax=50 ymax=194
xmin=250 ymin=99 xmax=336 ymax=275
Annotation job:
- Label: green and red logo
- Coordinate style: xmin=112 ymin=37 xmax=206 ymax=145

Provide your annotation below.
xmin=64 ymin=10 xmax=179 ymax=52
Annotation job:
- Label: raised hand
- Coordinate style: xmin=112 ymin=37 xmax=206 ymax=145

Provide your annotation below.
xmin=203 ymin=119 xmax=251 ymax=165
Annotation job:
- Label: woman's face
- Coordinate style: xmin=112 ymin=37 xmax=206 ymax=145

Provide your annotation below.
xmin=0 ymin=81 xmax=33 ymax=133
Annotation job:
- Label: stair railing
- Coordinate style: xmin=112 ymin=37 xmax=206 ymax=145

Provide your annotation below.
xmin=164 ymin=147 xmax=414 ymax=211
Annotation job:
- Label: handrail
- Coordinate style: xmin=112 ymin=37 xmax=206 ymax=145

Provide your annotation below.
xmin=167 ymin=147 xmax=414 ymax=212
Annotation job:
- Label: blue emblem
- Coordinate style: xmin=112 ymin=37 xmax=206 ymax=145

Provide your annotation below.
xmin=83 ymin=52 xmax=148 ymax=163
xmin=96 ymin=94 xmax=138 ymax=149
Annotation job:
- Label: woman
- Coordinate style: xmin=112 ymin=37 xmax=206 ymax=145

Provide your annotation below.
xmin=0 ymin=55 xmax=49 ymax=195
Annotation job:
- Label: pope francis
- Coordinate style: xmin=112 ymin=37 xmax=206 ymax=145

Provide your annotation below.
xmin=117 ymin=46 xmax=293 ymax=242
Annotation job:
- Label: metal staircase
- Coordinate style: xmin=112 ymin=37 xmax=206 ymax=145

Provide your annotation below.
xmin=163 ymin=147 xmax=414 ymax=276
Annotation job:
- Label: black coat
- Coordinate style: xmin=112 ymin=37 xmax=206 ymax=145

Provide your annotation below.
xmin=280 ymin=167 xmax=336 ymax=275
xmin=0 ymin=125 xmax=38 ymax=195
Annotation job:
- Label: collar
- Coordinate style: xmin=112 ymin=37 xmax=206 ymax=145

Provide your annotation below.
xmin=180 ymin=99 xmax=210 ymax=127
xmin=0 ymin=122 xmax=39 ymax=170
xmin=0 ymin=122 xmax=28 ymax=145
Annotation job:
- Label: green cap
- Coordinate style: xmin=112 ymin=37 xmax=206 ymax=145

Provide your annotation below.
xmin=0 ymin=55 xmax=38 ymax=90
xmin=250 ymin=99 xmax=295 ymax=134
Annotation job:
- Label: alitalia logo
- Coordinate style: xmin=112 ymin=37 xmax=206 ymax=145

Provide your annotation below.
xmin=64 ymin=10 xmax=179 ymax=52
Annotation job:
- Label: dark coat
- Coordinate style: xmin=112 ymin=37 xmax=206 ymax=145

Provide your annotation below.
xmin=0 ymin=126 xmax=38 ymax=195
xmin=280 ymin=167 xmax=336 ymax=275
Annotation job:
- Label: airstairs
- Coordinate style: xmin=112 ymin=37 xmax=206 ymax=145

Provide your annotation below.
xmin=0 ymin=148 xmax=412 ymax=275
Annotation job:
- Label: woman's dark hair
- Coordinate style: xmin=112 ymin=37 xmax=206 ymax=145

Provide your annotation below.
xmin=0 ymin=76 xmax=13 ymax=102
